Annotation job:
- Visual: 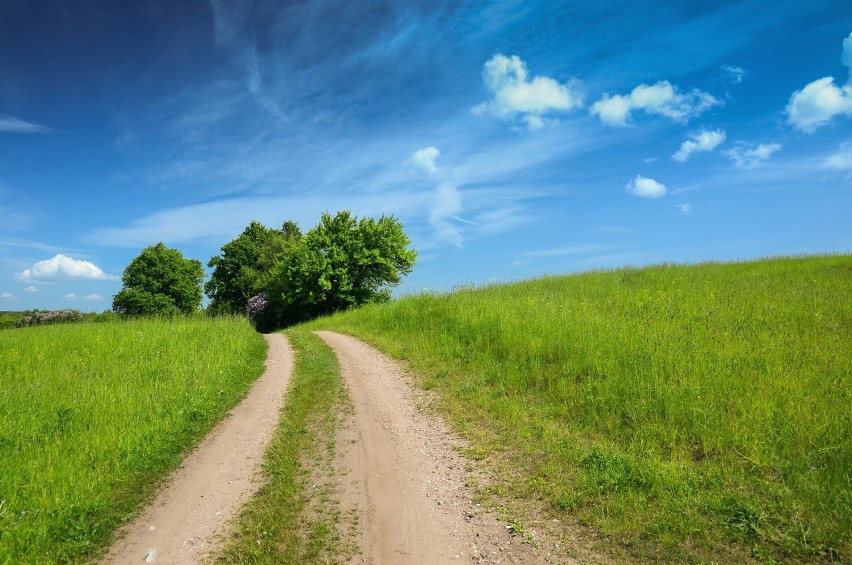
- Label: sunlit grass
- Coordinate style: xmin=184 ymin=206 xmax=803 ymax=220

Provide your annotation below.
xmin=0 ymin=317 xmax=266 ymax=564
xmin=305 ymin=254 xmax=851 ymax=562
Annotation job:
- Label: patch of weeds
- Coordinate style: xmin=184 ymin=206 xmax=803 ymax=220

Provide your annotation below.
xmin=579 ymin=447 xmax=649 ymax=495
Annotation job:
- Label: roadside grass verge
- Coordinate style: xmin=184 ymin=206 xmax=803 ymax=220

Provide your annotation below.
xmin=305 ymin=254 xmax=851 ymax=562
xmin=217 ymin=329 xmax=355 ymax=564
xmin=0 ymin=316 xmax=266 ymax=564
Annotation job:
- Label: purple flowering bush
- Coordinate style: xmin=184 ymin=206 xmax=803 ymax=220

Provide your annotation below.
xmin=15 ymin=309 xmax=84 ymax=328
xmin=246 ymin=292 xmax=275 ymax=331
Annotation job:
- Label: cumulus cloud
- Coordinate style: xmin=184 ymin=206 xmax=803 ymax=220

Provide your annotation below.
xmin=82 ymin=293 xmax=105 ymax=301
xmin=65 ymin=293 xmax=77 ymax=300
xmin=726 ymin=142 xmax=782 ymax=169
xmin=23 ymin=286 xmax=37 ymax=293
xmin=429 ymin=183 xmax=463 ymax=247
xmin=0 ymin=115 xmax=54 ymax=134
xmin=625 ymin=175 xmax=667 ymax=198
xmin=472 ymin=54 xmax=583 ymax=130
xmin=17 ymin=254 xmax=119 ymax=282
xmin=786 ymin=32 xmax=852 ymax=132
xmin=591 ymin=80 xmax=721 ymax=126
xmin=825 ymin=142 xmax=852 ymax=169
xmin=1 ymin=292 xmax=14 ymax=299
xmin=672 ymin=129 xmax=726 ymax=162
xmin=412 ymin=147 xmax=440 ymax=174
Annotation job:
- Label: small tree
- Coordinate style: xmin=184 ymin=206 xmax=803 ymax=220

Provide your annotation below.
xmin=267 ymin=211 xmax=416 ymax=326
xmin=113 ymin=243 xmax=204 ymax=316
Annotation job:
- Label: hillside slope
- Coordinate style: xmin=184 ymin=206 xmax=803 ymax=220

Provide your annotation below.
xmin=307 ymin=255 xmax=851 ymax=562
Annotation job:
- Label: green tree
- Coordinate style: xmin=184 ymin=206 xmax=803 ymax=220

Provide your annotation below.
xmin=267 ymin=211 xmax=416 ymax=326
xmin=112 ymin=243 xmax=204 ymax=316
xmin=205 ymin=220 xmax=301 ymax=315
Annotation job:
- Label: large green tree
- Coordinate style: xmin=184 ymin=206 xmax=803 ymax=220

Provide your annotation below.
xmin=266 ymin=211 xmax=416 ymax=326
xmin=112 ymin=243 xmax=204 ymax=316
xmin=205 ymin=220 xmax=301 ymax=315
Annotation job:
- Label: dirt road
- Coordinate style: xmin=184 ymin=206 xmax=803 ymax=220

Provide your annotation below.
xmin=101 ymin=333 xmax=294 ymax=564
xmin=317 ymin=331 xmax=552 ymax=564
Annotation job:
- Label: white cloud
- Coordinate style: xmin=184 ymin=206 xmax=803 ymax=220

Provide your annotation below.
xmin=65 ymin=293 xmax=77 ymax=301
xmin=412 ymin=147 xmax=440 ymax=174
xmin=23 ymin=286 xmax=37 ymax=293
xmin=786 ymin=78 xmax=852 ymax=133
xmin=0 ymin=115 xmax=53 ymax=134
xmin=82 ymin=293 xmax=105 ymax=301
xmin=726 ymin=142 xmax=782 ymax=169
xmin=1 ymin=292 xmax=14 ymax=299
xmin=591 ymin=80 xmax=721 ymax=126
xmin=786 ymin=33 xmax=852 ymax=132
xmin=721 ymin=65 xmax=746 ymax=84
xmin=625 ymin=175 xmax=667 ymax=198
xmin=672 ymin=129 xmax=726 ymax=162
xmin=472 ymin=54 xmax=583 ymax=129
xmin=675 ymin=203 xmax=692 ymax=214
xmin=429 ymin=183 xmax=463 ymax=247
xmin=825 ymin=142 xmax=852 ymax=170
xmin=17 ymin=254 xmax=119 ymax=282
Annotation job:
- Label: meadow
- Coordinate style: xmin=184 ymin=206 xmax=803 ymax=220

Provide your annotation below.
xmin=0 ymin=317 xmax=266 ymax=563
xmin=307 ymin=255 xmax=851 ymax=562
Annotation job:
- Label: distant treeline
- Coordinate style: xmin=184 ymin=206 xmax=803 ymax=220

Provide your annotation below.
xmin=0 ymin=310 xmax=118 ymax=330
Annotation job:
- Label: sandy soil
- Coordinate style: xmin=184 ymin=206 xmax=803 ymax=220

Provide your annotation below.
xmin=317 ymin=331 xmax=564 ymax=564
xmin=100 ymin=333 xmax=294 ymax=564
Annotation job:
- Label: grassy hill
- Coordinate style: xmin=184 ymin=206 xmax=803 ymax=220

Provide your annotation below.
xmin=306 ymin=254 xmax=851 ymax=562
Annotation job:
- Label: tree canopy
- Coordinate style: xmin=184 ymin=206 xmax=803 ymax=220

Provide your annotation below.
xmin=205 ymin=221 xmax=301 ymax=315
xmin=112 ymin=243 xmax=204 ymax=316
xmin=266 ymin=211 xmax=416 ymax=326
xmin=208 ymin=212 xmax=416 ymax=330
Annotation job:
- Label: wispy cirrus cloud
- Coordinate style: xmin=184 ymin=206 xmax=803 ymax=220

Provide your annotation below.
xmin=208 ymin=0 xmax=286 ymax=120
xmin=726 ymin=142 xmax=782 ymax=169
xmin=0 ymin=115 xmax=54 ymax=134
xmin=17 ymin=254 xmax=119 ymax=282
xmin=591 ymin=80 xmax=721 ymax=126
xmin=720 ymin=65 xmax=746 ymax=84
xmin=472 ymin=54 xmax=583 ymax=130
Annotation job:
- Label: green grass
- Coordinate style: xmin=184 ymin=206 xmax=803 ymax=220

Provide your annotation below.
xmin=0 ymin=316 xmax=266 ymax=564
xmin=305 ymin=254 xmax=851 ymax=562
xmin=217 ymin=329 xmax=355 ymax=564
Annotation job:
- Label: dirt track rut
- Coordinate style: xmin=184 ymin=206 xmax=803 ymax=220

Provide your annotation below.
xmin=317 ymin=331 xmax=549 ymax=564
xmin=101 ymin=333 xmax=293 ymax=564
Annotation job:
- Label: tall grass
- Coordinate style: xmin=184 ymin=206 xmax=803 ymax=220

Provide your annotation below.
xmin=306 ymin=255 xmax=851 ymax=562
xmin=0 ymin=317 xmax=266 ymax=563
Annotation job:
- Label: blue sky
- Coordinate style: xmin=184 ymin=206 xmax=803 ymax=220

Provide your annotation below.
xmin=1 ymin=0 xmax=851 ymax=311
